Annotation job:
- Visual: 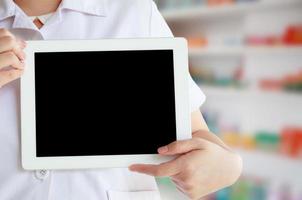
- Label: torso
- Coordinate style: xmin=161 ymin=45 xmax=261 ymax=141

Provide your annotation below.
xmin=0 ymin=0 xmax=162 ymax=199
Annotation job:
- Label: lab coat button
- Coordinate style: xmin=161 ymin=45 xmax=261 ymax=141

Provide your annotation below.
xmin=35 ymin=170 xmax=49 ymax=180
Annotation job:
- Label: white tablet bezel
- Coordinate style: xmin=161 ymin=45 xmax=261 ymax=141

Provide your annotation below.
xmin=21 ymin=38 xmax=191 ymax=170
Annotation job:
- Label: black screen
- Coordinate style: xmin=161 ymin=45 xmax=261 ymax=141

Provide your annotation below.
xmin=35 ymin=50 xmax=176 ymax=157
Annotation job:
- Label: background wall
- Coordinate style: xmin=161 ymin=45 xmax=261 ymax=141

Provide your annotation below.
xmin=155 ymin=0 xmax=302 ymax=199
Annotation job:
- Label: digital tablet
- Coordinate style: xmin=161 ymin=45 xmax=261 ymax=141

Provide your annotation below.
xmin=21 ymin=38 xmax=191 ymax=170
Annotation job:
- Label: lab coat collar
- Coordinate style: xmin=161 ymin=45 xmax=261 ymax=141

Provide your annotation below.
xmin=60 ymin=0 xmax=108 ymax=17
xmin=0 ymin=0 xmax=16 ymax=21
xmin=0 ymin=0 xmax=108 ymax=21
xmin=0 ymin=0 xmax=37 ymax=30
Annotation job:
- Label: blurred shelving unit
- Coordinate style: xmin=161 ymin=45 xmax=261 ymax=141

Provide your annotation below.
xmin=158 ymin=0 xmax=302 ymax=197
xmin=162 ymin=0 xmax=302 ymax=22
xmin=189 ymin=47 xmax=244 ymax=56
xmin=189 ymin=46 xmax=302 ymax=57
xmin=237 ymin=149 xmax=302 ymax=187
xmin=201 ymin=85 xmax=302 ymax=100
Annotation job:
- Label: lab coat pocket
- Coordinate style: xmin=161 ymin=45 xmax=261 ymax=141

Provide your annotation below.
xmin=107 ymin=190 xmax=161 ymax=200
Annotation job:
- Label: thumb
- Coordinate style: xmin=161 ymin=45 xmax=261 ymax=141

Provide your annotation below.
xmin=158 ymin=138 xmax=210 ymax=156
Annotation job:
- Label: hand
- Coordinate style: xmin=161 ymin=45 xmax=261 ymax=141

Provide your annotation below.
xmin=0 ymin=28 xmax=26 ymax=88
xmin=129 ymin=130 xmax=242 ymax=200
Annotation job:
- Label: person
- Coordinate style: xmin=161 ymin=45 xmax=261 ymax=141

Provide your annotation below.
xmin=0 ymin=0 xmax=242 ymax=199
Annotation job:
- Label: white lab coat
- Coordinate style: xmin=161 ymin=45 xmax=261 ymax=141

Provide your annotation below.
xmin=0 ymin=0 xmax=206 ymax=199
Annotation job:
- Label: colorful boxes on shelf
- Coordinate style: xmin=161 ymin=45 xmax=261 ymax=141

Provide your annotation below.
xmin=247 ymin=24 xmax=302 ymax=46
xmin=211 ymin=177 xmax=302 ymax=200
xmin=156 ymin=0 xmax=259 ymax=10
xmin=221 ymin=128 xmax=302 ymax=159
xmin=259 ymin=69 xmax=302 ymax=92
xmin=281 ymin=128 xmax=302 ymax=158
xmin=187 ymin=37 xmax=208 ymax=48
xmin=207 ymin=0 xmax=235 ymax=6
xmin=283 ymin=25 xmax=302 ymax=45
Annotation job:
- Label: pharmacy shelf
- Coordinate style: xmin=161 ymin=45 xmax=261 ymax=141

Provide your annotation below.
xmin=189 ymin=47 xmax=243 ymax=57
xmin=200 ymin=85 xmax=302 ymax=100
xmin=245 ymin=46 xmax=302 ymax=55
xmin=200 ymin=85 xmax=246 ymax=96
xmin=162 ymin=0 xmax=302 ymax=22
xmin=237 ymin=149 xmax=302 ymax=186
xmin=189 ymin=46 xmax=302 ymax=57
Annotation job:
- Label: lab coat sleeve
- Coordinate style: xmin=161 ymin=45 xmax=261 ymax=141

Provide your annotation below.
xmin=149 ymin=0 xmax=206 ymax=112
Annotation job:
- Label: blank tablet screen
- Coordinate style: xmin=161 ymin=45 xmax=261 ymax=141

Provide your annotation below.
xmin=35 ymin=50 xmax=176 ymax=157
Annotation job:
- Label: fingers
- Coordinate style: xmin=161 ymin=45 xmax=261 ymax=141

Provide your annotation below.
xmin=158 ymin=138 xmax=211 ymax=156
xmin=0 ymin=51 xmax=25 ymax=70
xmin=0 ymin=28 xmax=26 ymax=68
xmin=13 ymin=41 xmax=26 ymax=61
xmin=0 ymin=69 xmax=24 ymax=88
xmin=0 ymin=29 xmax=26 ymax=88
xmin=129 ymin=158 xmax=181 ymax=177
xmin=0 ymin=36 xmax=26 ymax=52
xmin=0 ymin=36 xmax=26 ymax=60
xmin=0 ymin=28 xmax=14 ymax=37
